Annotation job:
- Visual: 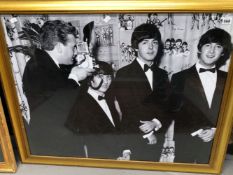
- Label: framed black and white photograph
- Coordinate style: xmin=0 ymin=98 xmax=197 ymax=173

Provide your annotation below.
xmin=0 ymin=1 xmax=233 ymax=174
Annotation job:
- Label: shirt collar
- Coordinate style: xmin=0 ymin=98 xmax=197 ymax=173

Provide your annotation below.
xmin=45 ymin=50 xmax=60 ymax=68
xmin=51 ymin=57 xmax=60 ymax=68
xmin=136 ymin=58 xmax=153 ymax=70
xmin=88 ymin=88 xmax=104 ymax=101
xmin=196 ymin=60 xmax=216 ymax=72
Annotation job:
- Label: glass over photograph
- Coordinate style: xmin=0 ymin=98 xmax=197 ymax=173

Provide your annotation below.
xmin=1 ymin=13 xmax=233 ymax=164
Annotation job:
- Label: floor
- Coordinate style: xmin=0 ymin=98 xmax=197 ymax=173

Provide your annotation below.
xmin=4 ymin=154 xmax=233 ymax=175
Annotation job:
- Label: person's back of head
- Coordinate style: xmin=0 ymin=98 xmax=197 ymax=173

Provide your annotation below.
xmin=83 ymin=21 xmax=94 ymax=47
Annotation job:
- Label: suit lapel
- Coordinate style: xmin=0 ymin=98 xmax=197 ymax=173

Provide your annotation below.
xmin=38 ymin=49 xmax=61 ymax=73
xmin=210 ymin=70 xmax=227 ymax=124
xmin=186 ymin=66 xmax=209 ymax=108
xmin=86 ymin=94 xmax=117 ymax=128
xmin=212 ymin=70 xmax=226 ymax=105
xmin=185 ymin=67 xmax=227 ymax=125
xmin=37 ymin=49 xmax=68 ymax=87
xmin=105 ymin=96 xmax=121 ymax=129
xmin=131 ymin=60 xmax=152 ymax=94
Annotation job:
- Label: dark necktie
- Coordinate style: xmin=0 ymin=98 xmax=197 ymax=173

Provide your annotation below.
xmin=144 ymin=64 xmax=152 ymax=72
xmin=199 ymin=68 xmax=216 ymax=73
xmin=98 ymin=95 xmax=105 ymax=101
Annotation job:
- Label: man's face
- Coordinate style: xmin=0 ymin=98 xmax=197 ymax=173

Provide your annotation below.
xmin=182 ymin=44 xmax=187 ymax=51
xmin=91 ymin=74 xmax=112 ymax=93
xmin=176 ymin=41 xmax=182 ymax=48
xmin=171 ymin=41 xmax=175 ymax=47
xmin=165 ymin=41 xmax=171 ymax=49
xmin=137 ymin=38 xmax=158 ymax=65
xmin=199 ymin=42 xmax=223 ymax=68
xmin=60 ymin=34 xmax=77 ymax=65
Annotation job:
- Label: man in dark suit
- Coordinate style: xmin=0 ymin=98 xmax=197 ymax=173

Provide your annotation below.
xmin=170 ymin=28 xmax=232 ymax=163
xmin=22 ymin=20 xmax=94 ymax=156
xmin=112 ymin=23 xmax=171 ymax=161
xmin=65 ymin=61 xmax=123 ymax=159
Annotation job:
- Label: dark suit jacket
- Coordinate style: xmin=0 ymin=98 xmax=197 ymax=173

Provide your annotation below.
xmin=65 ymin=92 xmax=122 ymax=159
xmin=111 ymin=59 xmax=171 ymax=161
xmin=113 ymin=59 xmax=170 ymax=133
xmin=66 ymin=92 xmax=121 ymax=134
xmin=23 ymin=49 xmax=78 ymax=111
xmin=170 ymin=65 xmax=227 ymax=163
xmin=22 ymin=49 xmax=83 ymax=157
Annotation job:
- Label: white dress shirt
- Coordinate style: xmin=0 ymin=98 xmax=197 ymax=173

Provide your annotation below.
xmin=195 ymin=62 xmax=217 ymax=108
xmin=137 ymin=58 xmax=153 ymax=90
xmin=88 ymin=88 xmax=115 ymax=126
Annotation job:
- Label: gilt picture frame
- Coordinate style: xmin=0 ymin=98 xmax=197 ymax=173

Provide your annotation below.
xmin=0 ymin=1 xmax=233 ymax=174
xmin=0 ymin=94 xmax=17 ymax=172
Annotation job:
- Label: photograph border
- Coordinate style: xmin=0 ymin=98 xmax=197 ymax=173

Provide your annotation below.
xmin=0 ymin=1 xmax=233 ymax=174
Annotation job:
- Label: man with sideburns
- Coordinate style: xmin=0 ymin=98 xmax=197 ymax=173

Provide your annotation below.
xmin=66 ymin=61 xmax=123 ymax=159
xmin=170 ymin=28 xmax=232 ymax=163
xmin=112 ymin=23 xmax=171 ymax=161
xmin=23 ymin=20 xmax=94 ymax=156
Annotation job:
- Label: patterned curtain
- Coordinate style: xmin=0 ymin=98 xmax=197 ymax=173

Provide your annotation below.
xmin=1 ymin=16 xmax=31 ymax=124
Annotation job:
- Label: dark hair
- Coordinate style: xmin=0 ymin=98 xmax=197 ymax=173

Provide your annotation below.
xmin=83 ymin=21 xmax=94 ymax=46
xmin=197 ymin=28 xmax=232 ymax=68
xmin=131 ymin=23 xmax=163 ymax=65
xmin=148 ymin=13 xmax=158 ymax=18
xmin=182 ymin=41 xmax=188 ymax=46
xmin=170 ymin=38 xmax=175 ymax=43
xmin=40 ymin=20 xmax=77 ymax=51
xmin=95 ymin=61 xmax=113 ymax=76
xmin=88 ymin=61 xmax=113 ymax=89
xmin=176 ymin=39 xmax=182 ymax=43
xmin=165 ymin=39 xmax=171 ymax=43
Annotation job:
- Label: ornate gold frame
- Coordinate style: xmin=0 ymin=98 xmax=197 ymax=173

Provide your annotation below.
xmin=0 ymin=1 xmax=233 ymax=174
xmin=0 ymin=97 xmax=17 ymax=172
